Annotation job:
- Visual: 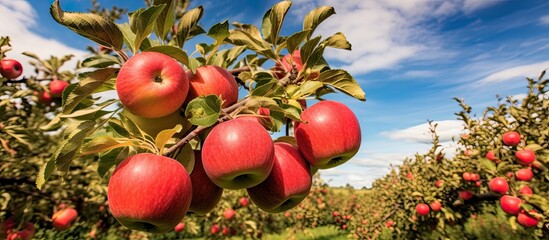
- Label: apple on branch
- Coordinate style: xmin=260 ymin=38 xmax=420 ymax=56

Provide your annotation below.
xmin=185 ymin=65 xmax=238 ymax=108
xmin=294 ymin=100 xmax=361 ymax=169
xmin=0 ymin=59 xmax=23 ymax=79
xmin=116 ymin=52 xmax=189 ymax=118
xmin=49 ymin=79 xmax=69 ymax=98
xmin=107 ymin=153 xmax=192 ymax=233
xmin=52 ymin=207 xmax=78 ymax=231
xmin=188 ymin=151 xmax=223 ymax=215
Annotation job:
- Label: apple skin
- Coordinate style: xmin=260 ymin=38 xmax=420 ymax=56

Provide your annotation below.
xmin=519 ymin=185 xmax=533 ymax=196
xmin=202 ymin=118 xmax=275 ymax=189
xmin=462 ymin=172 xmax=472 ymax=181
xmin=0 ymin=59 xmax=23 ymax=79
xmin=38 ymin=91 xmax=52 ymax=104
xmin=107 ymin=153 xmax=192 ymax=233
xmin=116 ymin=52 xmax=189 ymax=118
xmin=385 ymin=220 xmax=394 ymax=228
xmin=223 ymin=209 xmax=236 ymax=220
xmin=515 ymin=149 xmax=536 ymax=165
xmin=186 ymin=65 xmax=238 ymax=108
xmin=122 ymin=109 xmax=190 ymax=138
xmin=247 ymin=142 xmax=313 ymax=213
xmin=210 ymin=224 xmax=220 ymax=235
xmin=430 ymin=201 xmax=442 ymax=212
xmin=515 ymin=168 xmax=533 ymax=181
xmin=435 ymin=180 xmax=444 ymax=188
xmin=188 ymin=151 xmax=223 ymax=215
xmin=6 ymin=223 xmax=34 ymax=240
xmin=415 ymin=203 xmax=430 ymax=216
xmin=517 ymin=210 xmax=539 ymax=227
xmin=502 ymin=131 xmax=521 ymax=146
xmin=294 ymin=100 xmax=361 ymax=169
xmin=459 ymin=191 xmax=473 ymax=200
xmin=486 ymin=150 xmax=496 ymax=161
xmin=174 ymin=223 xmax=185 ymax=233
xmin=500 ymin=195 xmax=521 ymax=215
xmin=49 ymin=79 xmax=69 ymax=97
xmin=239 ymin=197 xmax=250 ymax=207
xmin=52 ymin=207 xmax=78 ymax=231
xmin=488 ymin=177 xmax=509 ymax=194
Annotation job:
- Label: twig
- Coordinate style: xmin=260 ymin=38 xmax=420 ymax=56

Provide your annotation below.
xmin=228 ymin=66 xmax=250 ymax=75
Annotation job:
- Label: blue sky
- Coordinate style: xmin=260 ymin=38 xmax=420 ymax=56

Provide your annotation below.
xmin=1 ymin=0 xmax=548 ymax=188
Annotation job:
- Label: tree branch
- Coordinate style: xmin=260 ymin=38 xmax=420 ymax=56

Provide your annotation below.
xmin=229 ymin=66 xmax=250 ymax=75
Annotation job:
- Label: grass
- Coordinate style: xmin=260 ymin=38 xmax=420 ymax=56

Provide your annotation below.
xmin=263 ymin=226 xmax=346 ymax=240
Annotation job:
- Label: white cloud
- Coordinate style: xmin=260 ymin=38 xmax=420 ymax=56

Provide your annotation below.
xmin=290 ymin=0 xmax=503 ymax=75
xmin=478 ymin=61 xmax=549 ymax=84
xmin=0 ymin=1 xmax=87 ymax=77
xmin=382 ymin=120 xmax=464 ymax=143
xmin=540 ymin=15 xmax=549 ymax=25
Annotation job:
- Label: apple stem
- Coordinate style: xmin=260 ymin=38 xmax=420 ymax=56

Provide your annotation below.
xmin=115 ymin=50 xmax=129 ymax=62
xmin=163 ymin=98 xmax=250 ymax=156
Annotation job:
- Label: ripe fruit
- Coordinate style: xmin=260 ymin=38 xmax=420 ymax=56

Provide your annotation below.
xmin=502 ymin=131 xmax=520 ymax=146
xmin=486 ymin=150 xmax=496 ymax=161
xmin=475 ymin=181 xmax=481 ymax=187
xmin=189 ymin=151 xmax=223 ymax=215
xmin=239 ymin=197 xmax=250 ymax=207
xmin=5 ymin=223 xmax=34 ymax=240
xmin=107 ymin=153 xmax=192 ymax=233
xmin=488 ymin=177 xmax=509 ymax=194
xmin=0 ymin=59 xmax=23 ymax=79
xmin=116 ymin=52 xmax=189 ymax=118
xmin=247 ymin=142 xmax=313 ymax=213
xmin=223 ymin=209 xmax=236 ymax=220
xmin=385 ymin=220 xmax=394 ymax=228
xmin=517 ymin=210 xmax=539 ymax=227
xmin=471 ymin=173 xmax=480 ymax=181
xmin=38 ymin=91 xmax=52 ymax=104
xmin=515 ymin=149 xmax=536 ymax=165
xmin=462 ymin=172 xmax=472 ymax=181
xmin=519 ymin=185 xmax=533 ymax=196
xmin=52 ymin=207 xmax=78 ymax=231
xmin=500 ymin=195 xmax=521 ymax=215
xmin=49 ymin=79 xmax=69 ymax=97
xmin=407 ymin=172 xmax=414 ymax=180
xmin=416 ymin=203 xmax=430 ymax=216
xmin=210 ymin=224 xmax=220 ymax=234
xmin=333 ymin=211 xmax=340 ymax=218
xmin=284 ymin=211 xmax=291 ymax=218
xmin=202 ymin=118 xmax=275 ymax=189
xmin=435 ymin=180 xmax=444 ymax=188
xmin=459 ymin=191 xmax=473 ymax=200
xmin=186 ymin=65 xmax=238 ymax=108
xmin=174 ymin=223 xmax=185 ymax=233
xmin=516 ymin=168 xmax=533 ymax=181
xmin=122 ymin=109 xmax=190 ymax=138
xmin=294 ymin=100 xmax=361 ymax=169
xmin=430 ymin=201 xmax=442 ymax=212
xmin=222 ymin=226 xmax=231 ymax=236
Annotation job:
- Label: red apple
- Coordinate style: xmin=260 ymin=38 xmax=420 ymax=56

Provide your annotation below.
xmin=430 ymin=201 xmax=442 ymax=212
xmin=459 ymin=191 xmax=473 ymax=200
xmin=273 ymin=50 xmax=303 ymax=79
xmin=174 ymin=223 xmax=185 ymax=233
xmin=38 ymin=91 xmax=52 ymax=104
xmin=222 ymin=226 xmax=231 ymax=236
xmin=116 ymin=51 xmax=189 ymax=118
xmin=188 ymin=151 xmax=223 ymax=215
xmin=515 ymin=149 xmax=536 ymax=165
xmin=499 ymin=195 xmax=521 ymax=215
xmin=333 ymin=211 xmax=340 ymax=218
xmin=435 ymin=180 xmax=444 ymax=188
xmin=415 ymin=203 xmax=430 ymax=216
xmin=519 ymin=185 xmax=533 ymax=196
xmin=462 ymin=172 xmax=472 ymax=181
xmin=210 ymin=224 xmax=220 ymax=235
xmin=0 ymin=59 xmax=23 ymax=79
xmin=49 ymin=79 xmax=69 ymax=97
xmin=247 ymin=142 xmax=313 ymax=213
xmin=107 ymin=153 xmax=192 ymax=233
xmin=186 ymin=65 xmax=238 ymax=108
xmin=202 ymin=118 xmax=275 ymax=189
xmin=517 ymin=210 xmax=539 ymax=227
xmin=488 ymin=177 xmax=509 ymax=194
xmin=385 ymin=220 xmax=394 ymax=228
xmin=223 ymin=209 xmax=236 ymax=220
xmin=486 ymin=150 xmax=496 ymax=161
xmin=239 ymin=197 xmax=250 ymax=207
xmin=516 ymin=168 xmax=533 ymax=181
xmin=52 ymin=207 xmax=78 ymax=231
xmin=407 ymin=172 xmax=414 ymax=180
xmin=5 ymin=222 xmax=34 ymax=240
xmin=502 ymin=131 xmax=520 ymax=146
xmin=471 ymin=173 xmax=480 ymax=181
xmin=294 ymin=100 xmax=361 ymax=169
xmin=506 ymin=172 xmax=514 ymax=179
xmin=284 ymin=211 xmax=291 ymax=218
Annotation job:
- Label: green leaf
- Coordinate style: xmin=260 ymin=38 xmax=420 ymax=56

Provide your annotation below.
xmin=153 ymin=0 xmax=175 ymax=41
xmin=184 ymin=95 xmax=222 ymax=127
xmin=63 ymin=68 xmax=119 ymax=115
xmin=300 ymin=36 xmax=322 ymax=65
xmin=129 ymin=4 xmax=166 ymax=53
xmin=50 ymin=0 xmax=123 ymax=50
xmin=298 ymin=81 xmax=324 ymax=98
xmin=60 ymin=99 xmax=118 ymax=119
xmin=303 ymin=6 xmax=336 ymax=40
xmin=281 ymin=100 xmax=302 ymax=121
xmin=319 ymin=69 xmax=366 ymax=101
xmin=285 ymin=30 xmax=310 ymax=55
xmin=55 ymin=120 xmax=96 ymax=174
xmin=320 ymin=32 xmax=351 ymax=50
xmin=155 ymin=124 xmax=183 ymax=155
xmin=232 ymin=22 xmax=263 ymax=40
xmin=81 ymin=54 xmax=120 ymax=68
xmin=144 ymin=45 xmax=189 ymax=67
xmin=479 ymin=159 xmax=497 ymax=173
xmin=274 ymin=136 xmax=297 ymax=146
xmin=251 ymin=74 xmax=285 ymax=98
xmin=207 ymin=20 xmax=230 ymax=44
xmin=227 ymin=30 xmax=277 ymax=59
xmin=411 ymin=191 xmax=424 ymax=197
xmin=81 ymin=135 xmax=137 ymax=156
xmin=97 ymin=148 xmax=124 ymax=177
xmin=36 ymin=157 xmax=56 ymax=190
xmin=262 ymin=1 xmax=292 ymax=45
xmin=176 ymin=6 xmax=204 ymax=48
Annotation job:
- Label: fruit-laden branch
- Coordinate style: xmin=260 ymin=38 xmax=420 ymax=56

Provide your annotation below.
xmin=452 ymin=192 xmax=501 ymax=206
xmin=163 ymin=98 xmax=250 ymax=156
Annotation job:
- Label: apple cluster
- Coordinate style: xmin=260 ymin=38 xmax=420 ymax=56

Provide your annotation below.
xmin=108 ymin=51 xmax=362 ymax=233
